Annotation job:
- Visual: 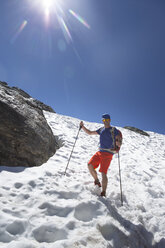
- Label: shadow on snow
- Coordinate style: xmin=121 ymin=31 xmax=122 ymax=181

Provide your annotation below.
xmin=98 ymin=198 xmax=165 ymax=248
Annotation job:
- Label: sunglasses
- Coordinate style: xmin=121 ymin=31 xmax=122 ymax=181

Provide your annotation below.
xmin=102 ymin=119 xmax=110 ymax=122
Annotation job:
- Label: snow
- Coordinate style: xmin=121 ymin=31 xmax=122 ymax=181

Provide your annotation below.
xmin=0 ymin=111 xmax=165 ymax=248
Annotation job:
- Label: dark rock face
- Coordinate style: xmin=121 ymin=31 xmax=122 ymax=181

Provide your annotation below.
xmin=0 ymin=81 xmax=56 ymax=167
xmin=124 ymin=126 xmax=150 ymax=137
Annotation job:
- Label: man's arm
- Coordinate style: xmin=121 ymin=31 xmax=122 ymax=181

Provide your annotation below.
xmin=80 ymin=121 xmax=98 ymax=135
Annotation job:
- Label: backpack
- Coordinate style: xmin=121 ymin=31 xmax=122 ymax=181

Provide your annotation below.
xmin=110 ymin=127 xmax=123 ymax=154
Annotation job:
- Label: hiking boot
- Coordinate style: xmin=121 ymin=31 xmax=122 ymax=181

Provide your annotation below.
xmin=94 ymin=179 xmax=101 ymax=187
xmin=100 ymin=191 xmax=106 ymax=197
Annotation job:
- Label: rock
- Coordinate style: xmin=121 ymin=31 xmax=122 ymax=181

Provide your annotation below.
xmin=0 ymin=81 xmax=56 ymax=167
xmin=124 ymin=126 xmax=150 ymax=137
xmin=0 ymin=82 xmax=56 ymax=113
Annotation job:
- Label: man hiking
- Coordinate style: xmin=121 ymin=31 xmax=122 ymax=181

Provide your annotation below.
xmin=80 ymin=113 xmax=122 ymax=197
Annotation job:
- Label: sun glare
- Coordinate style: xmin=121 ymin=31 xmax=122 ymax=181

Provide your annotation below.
xmin=25 ymin=0 xmax=90 ymax=45
xmin=42 ymin=0 xmax=53 ymax=9
xmin=42 ymin=0 xmax=54 ymax=16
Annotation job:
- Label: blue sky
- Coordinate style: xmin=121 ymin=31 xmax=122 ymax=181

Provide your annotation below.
xmin=0 ymin=0 xmax=165 ymax=134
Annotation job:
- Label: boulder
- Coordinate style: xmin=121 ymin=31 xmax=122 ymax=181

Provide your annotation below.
xmin=124 ymin=126 xmax=150 ymax=137
xmin=0 ymin=81 xmax=56 ymax=167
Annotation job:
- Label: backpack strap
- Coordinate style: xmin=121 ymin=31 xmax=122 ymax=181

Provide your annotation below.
xmin=103 ymin=126 xmax=116 ymax=154
xmin=110 ymin=127 xmax=116 ymax=149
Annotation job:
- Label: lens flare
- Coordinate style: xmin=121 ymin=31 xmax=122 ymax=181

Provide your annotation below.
xmin=11 ymin=20 xmax=27 ymax=43
xmin=38 ymin=1 xmax=91 ymax=40
xmin=69 ymin=9 xmax=90 ymax=29
xmin=58 ymin=17 xmax=72 ymax=43
xmin=17 ymin=0 xmax=91 ymax=58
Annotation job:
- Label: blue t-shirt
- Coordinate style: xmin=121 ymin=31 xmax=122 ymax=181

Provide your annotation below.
xmin=96 ymin=127 xmax=119 ymax=152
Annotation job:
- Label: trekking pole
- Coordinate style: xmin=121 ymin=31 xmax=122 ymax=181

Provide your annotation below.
xmin=64 ymin=125 xmax=82 ymax=175
xmin=118 ymin=151 xmax=123 ymax=206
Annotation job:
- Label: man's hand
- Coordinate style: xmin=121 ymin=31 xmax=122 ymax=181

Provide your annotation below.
xmin=116 ymin=135 xmax=122 ymax=148
xmin=79 ymin=121 xmax=98 ymax=135
xmin=80 ymin=121 xmax=84 ymax=129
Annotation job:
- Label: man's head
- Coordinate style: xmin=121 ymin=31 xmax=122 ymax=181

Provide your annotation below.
xmin=102 ymin=113 xmax=111 ymax=127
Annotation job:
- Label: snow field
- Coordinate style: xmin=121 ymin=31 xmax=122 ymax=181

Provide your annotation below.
xmin=0 ymin=111 xmax=165 ymax=247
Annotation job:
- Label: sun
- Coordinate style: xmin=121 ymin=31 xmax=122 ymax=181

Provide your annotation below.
xmin=41 ymin=0 xmax=56 ymax=16
xmin=40 ymin=0 xmax=62 ymax=17
xmin=42 ymin=0 xmax=54 ymax=13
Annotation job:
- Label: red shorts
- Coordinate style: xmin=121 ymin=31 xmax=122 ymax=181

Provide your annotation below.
xmin=88 ymin=151 xmax=113 ymax=174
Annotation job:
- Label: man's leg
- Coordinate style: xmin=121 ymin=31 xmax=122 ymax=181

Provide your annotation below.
xmin=87 ymin=152 xmax=101 ymax=185
xmin=101 ymin=172 xmax=108 ymax=195
xmin=88 ymin=164 xmax=101 ymax=187
xmin=100 ymin=152 xmax=113 ymax=196
xmin=88 ymin=164 xmax=98 ymax=181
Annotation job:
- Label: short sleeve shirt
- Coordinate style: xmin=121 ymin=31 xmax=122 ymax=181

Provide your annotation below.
xmin=96 ymin=127 xmax=119 ymax=150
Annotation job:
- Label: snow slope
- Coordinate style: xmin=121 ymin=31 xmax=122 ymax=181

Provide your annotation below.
xmin=0 ymin=111 xmax=165 ymax=248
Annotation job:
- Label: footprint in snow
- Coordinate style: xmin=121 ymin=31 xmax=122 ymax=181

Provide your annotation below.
xmin=28 ymin=180 xmax=36 ymax=188
xmin=6 ymin=220 xmax=27 ymax=235
xmin=74 ymin=201 xmax=103 ymax=222
xmin=2 ymin=186 xmax=10 ymax=191
xmin=39 ymin=202 xmax=73 ymax=217
xmin=56 ymin=190 xmax=79 ymax=200
xmin=32 ymin=224 xmax=67 ymax=243
xmin=45 ymin=171 xmax=53 ymax=177
xmin=98 ymin=223 xmax=125 ymax=241
xmin=14 ymin=182 xmax=23 ymax=189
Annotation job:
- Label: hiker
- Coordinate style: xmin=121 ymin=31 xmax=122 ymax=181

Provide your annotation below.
xmin=80 ymin=113 xmax=122 ymax=197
